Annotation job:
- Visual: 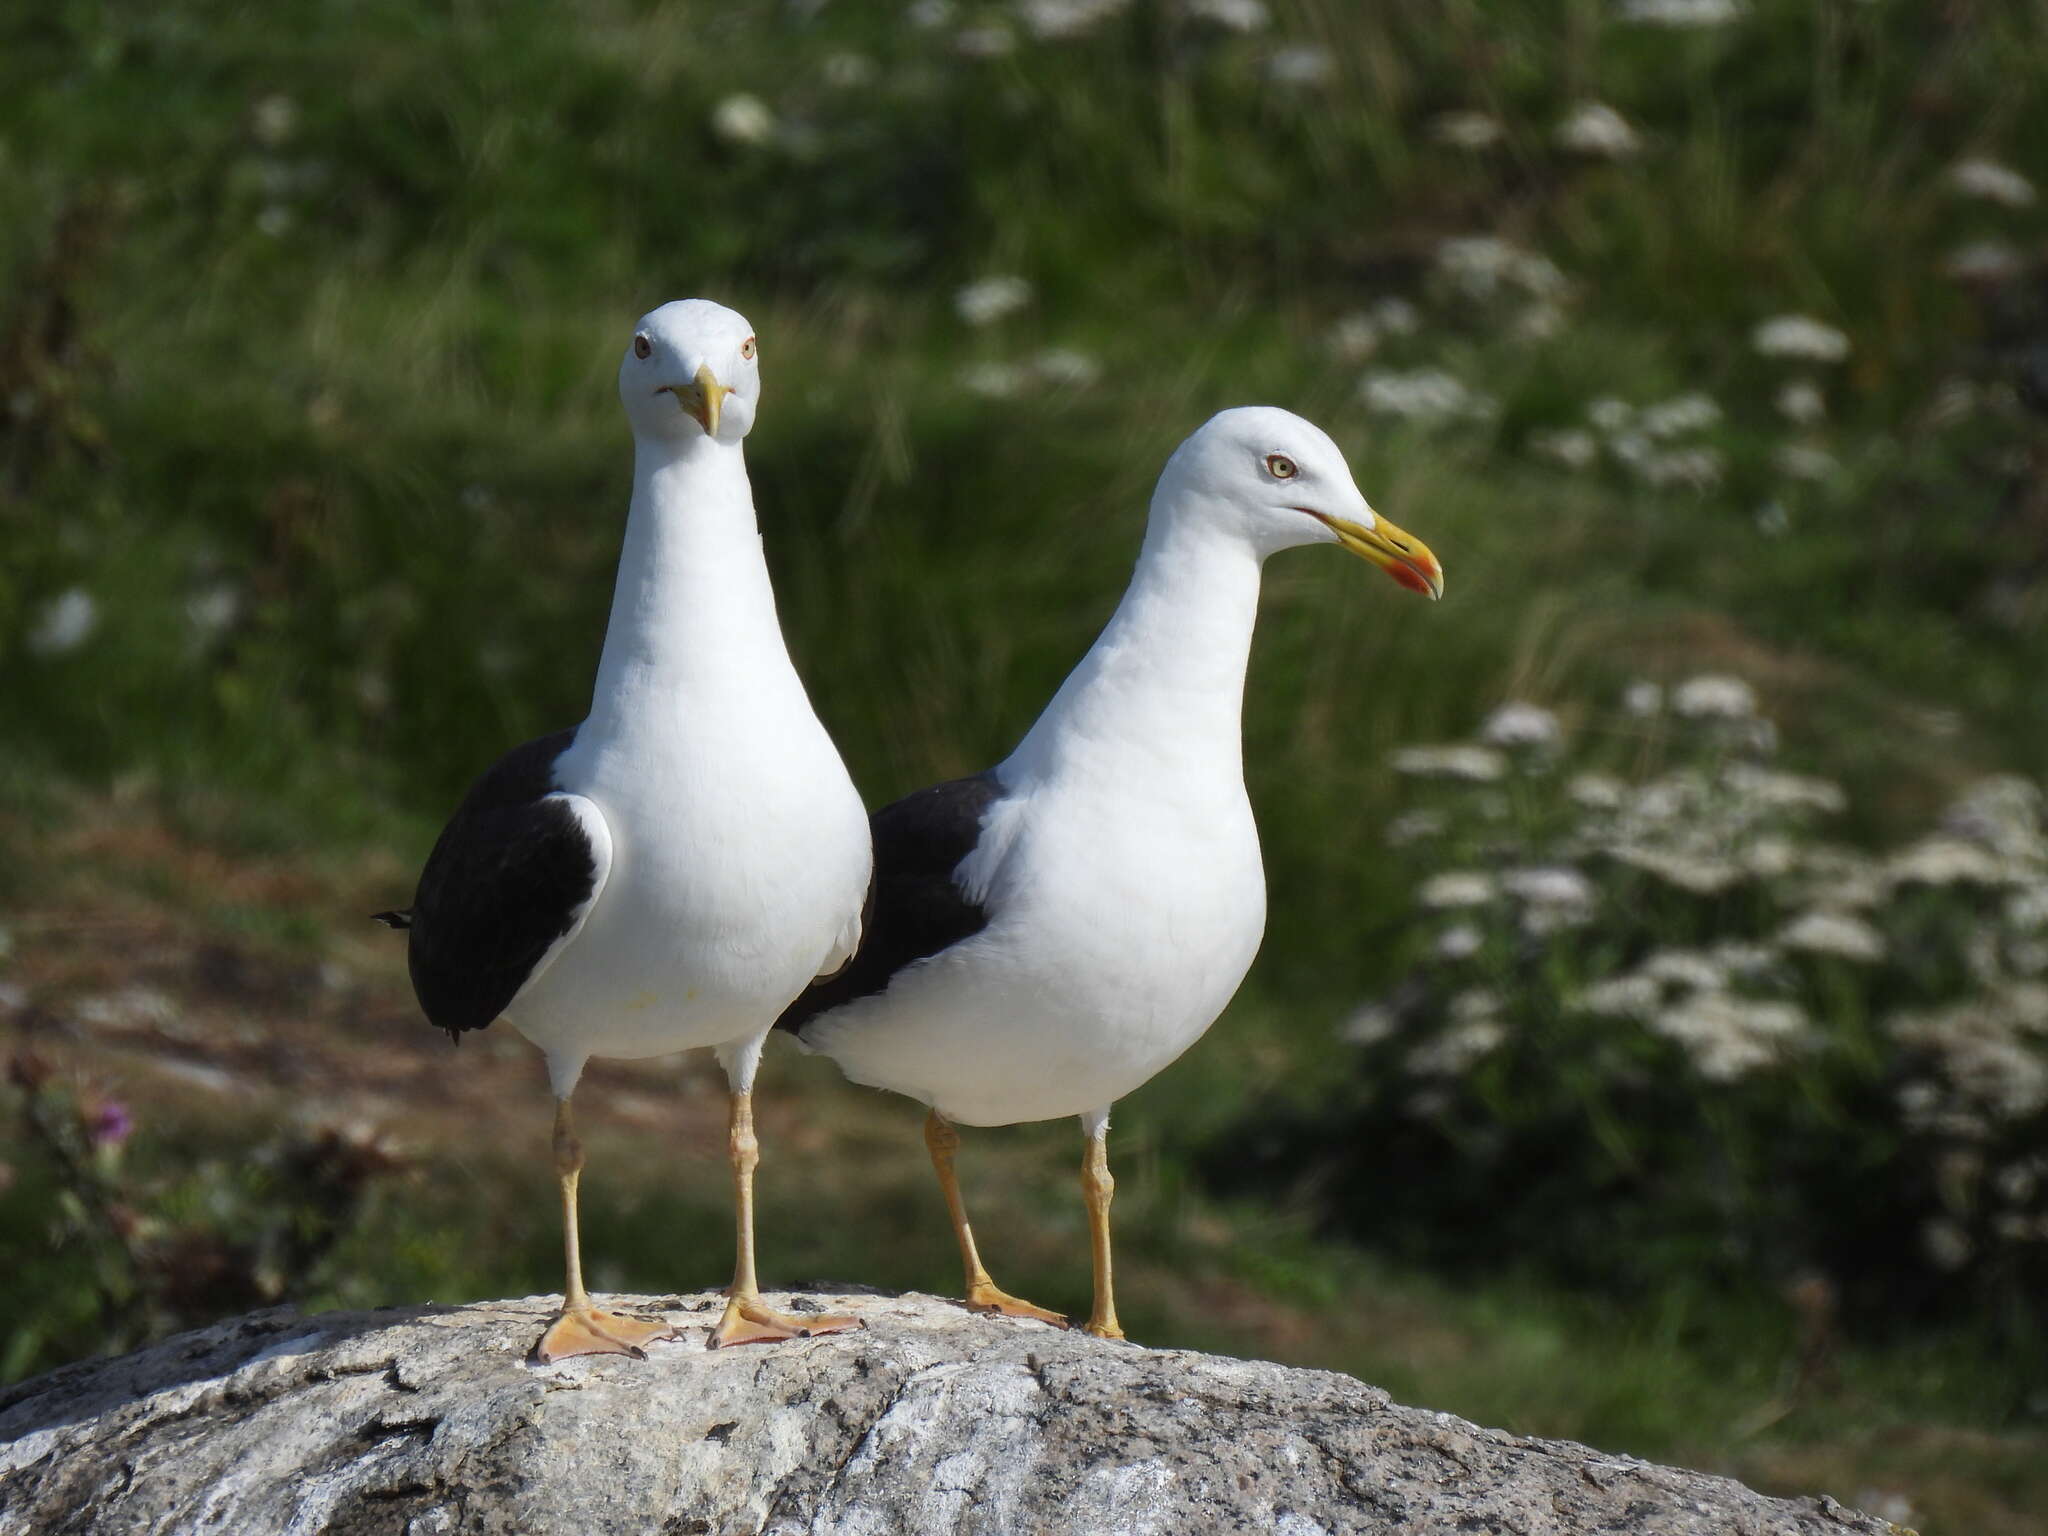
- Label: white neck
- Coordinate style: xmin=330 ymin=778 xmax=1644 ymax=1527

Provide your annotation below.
xmin=1005 ymin=505 xmax=1263 ymax=788
xmin=580 ymin=433 xmax=793 ymax=741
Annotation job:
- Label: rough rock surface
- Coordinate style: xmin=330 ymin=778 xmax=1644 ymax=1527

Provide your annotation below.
xmin=0 ymin=1289 xmax=1897 ymax=1535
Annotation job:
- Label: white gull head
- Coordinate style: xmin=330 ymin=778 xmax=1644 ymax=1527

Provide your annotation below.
xmin=618 ymin=298 xmax=762 ymax=447
xmin=1155 ymin=406 xmax=1443 ymax=596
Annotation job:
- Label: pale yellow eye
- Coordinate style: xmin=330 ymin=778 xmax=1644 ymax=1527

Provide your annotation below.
xmin=1265 ymin=453 xmax=1298 ymax=479
xmin=740 ymin=336 xmax=757 ymax=360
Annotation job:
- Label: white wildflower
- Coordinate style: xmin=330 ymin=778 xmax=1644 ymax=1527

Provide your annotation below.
xmin=1555 ymin=101 xmax=1639 ymax=158
xmin=955 ymin=275 xmax=1032 ymax=325
xmin=1923 ymin=1218 xmax=1972 ymax=1272
xmin=906 ymin=0 xmax=955 ymax=26
xmin=1947 ymin=158 xmax=2036 ymax=209
xmin=1408 ymin=996 xmax=1505 ymax=1075
xmin=1643 ymin=948 xmax=1726 ymax=992
xmin=1891 ymin=993 xmax=2048 ymax=1121
xmin=1617 ymin=0 xmax=1743 ymax=25
xmin=1639 ymin=447 xmax=1726 ymax=491
xmin=1452 ymin=988 xmax=1503 ymax=1022
xmin=1672 ymin=674 xmax=1756 ymax=719
xmin=1384 ymin=809 xmax=1447 ymax=846
xmin=1723 ymin=763 xmax=1845 ymax=814
xmin=1775 ymin=378 xmax=1827 ymax=425
xmin=1780 ymin=909 xmax=1886 ymax=963
xmin=1186 ymin=0 xmax=1269 ymax=30
xmin=1419 ymin=871 xmax=1497 ymax=909
xmin=28 ymin=587 xmax=98 ymax=656
xmin=1587 ymin=396 xmax=1634 ymax=433
xmin=1578 ymin=974 xmax=1661 ymax=1018
xmin=1359 ymin=368 xmax=1499 ymax=426
xmin=1606 ymin=430 xmax=1652 ymax=470
xmin=2007 ymin=884 xmax=2048 ymax=932
xmin=1433 ymin=236 xmax=1568 ymax=302
xmin=1639 ymin=392 xmax=1721 ymax=438
xmin=1744 ymin=836 xmax=1798 ymax=878
xmin=1435 ymin=923 xmax=1485 ymax=961
xmin=1529 ymin=427 xmax=1598 ymax=470
xmin=1266 ymin=45 xmax=1334 ymax=85
xmin=1774 ymin=443 xmax=1840 ymax=482
xmin=1888 ymin=836 xmax=2006 ymax=888
xmin=1016 ymin=0 xmax=1132 ymax=39
xmin=1338 ymin=1003 xmax=1397 ymax=1046
xmin=1513 ymin=301 xmax=1569 ymax=342
xmin=1371 ymin=296 xmax=1421 ymax=336
xmin=1030 ymin=348 xmax=1101 ymax=388
xmin=1429 ymin=111 xmax=1504 ymax=151
xmin=959 ymin=362 xmax=1025 ymax=399
xmin=1621 ymin=680 xmax=1662 ymax=717
xmin=1480 ymin=701 xmax=1562 ymax=750
xmin=1942 ymin=777 xmax=2043 ymax=854
xmin=954 ymin=22 xmax=1017 ymax=56
xmin=250 ymin=94 xmax=298 ymax=148
xmin=186 ymin=584 xmax=241 ymax=638
xmin=1652 ymin=994 xmax=1806 ymax=1081
xmin=710 ymin=94 xmax=777 ymax=147
xmin=1325 ymin=312 xmax=1381 ymax=363
xmin=1941 ymin=240 xmax=2025 ymax=284
xmin=1711 ymin=941 xmax=1781 ymax=981
xmin=2009 ymin=938 xmax=2048 ymax=978
xmin=1504 ymin=865 xmax=1595 ymax=911
xmin=1569 ymin=773 xmax=1626 ymax=811
xmin=1752 ymin=314 xmax=1851 ymax=363
xmin=1391 ymin=744 xmax=1507 ymax=782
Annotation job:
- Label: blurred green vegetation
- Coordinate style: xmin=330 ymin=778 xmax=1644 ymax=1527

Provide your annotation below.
xmin=4 ymin=0 xmax=2047 ymax=1526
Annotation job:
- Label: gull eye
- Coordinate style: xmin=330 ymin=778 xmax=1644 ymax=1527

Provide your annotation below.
xmin=1265 ymin=453 xmax=1299 ymax=479
xmin=740 ymin=336 xmax=757 ymax=361
xmin=633 ymin=333 xmax=652 ymax=360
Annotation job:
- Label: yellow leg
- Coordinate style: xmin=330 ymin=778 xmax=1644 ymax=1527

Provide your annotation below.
xmin=1080 ymin=1125 xmax=1124 ymax=1341
xmin=533 ymin=1096 xmax=679 ymax=1363
xmin=710 ymin=1089 xmax=865 ymax=1348
xmin=924 ymin=1110 xmax=1066 ymax=1326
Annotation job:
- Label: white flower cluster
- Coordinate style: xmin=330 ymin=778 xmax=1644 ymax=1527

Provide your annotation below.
xmin=1554 ymin=101 xmax=1640 ymax=159
xmin=958 ymin=348 xmax=1103 ymax=399
xmin=1616 ymin=0 xmax=1743 ymax=26
xmin=955 ymin=275 xmax=1033 ymax=326
xmin=1752 ymin=314 xmax=1851 ymax=364
xmin=1322 ymin=298 xmax=1420 ymax=363
xmin=1946 ymin=157 xmax=2036 ymax=210
xmin=1432 ymin=236 xmax=1569 ymax=303
xmin=1016 ymin=0 xmax=1133 ymax=40
xmin=1359 ymin=368 xmax=1499 ymax=427
xmin=1533 ymin=392 xmax=1730 ymax=490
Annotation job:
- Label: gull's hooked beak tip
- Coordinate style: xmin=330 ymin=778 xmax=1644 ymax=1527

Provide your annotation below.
xmin=658 ymin=361 xmax=730 ymax=436
xmin=1311 ymin=505 xmax=1445 ymax=601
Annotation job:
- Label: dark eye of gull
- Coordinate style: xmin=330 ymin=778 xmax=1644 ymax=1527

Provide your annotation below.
xmin=633 ymin=334 xmax=652 ymax=360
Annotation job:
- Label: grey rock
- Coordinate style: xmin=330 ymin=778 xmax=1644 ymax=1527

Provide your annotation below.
xmin=0 ymin=1290 xmax=1898 ymax=1535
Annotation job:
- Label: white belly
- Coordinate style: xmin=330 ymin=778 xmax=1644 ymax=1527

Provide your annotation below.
xmin=510 ymin=718 xmax=870 ymax=1066
xmin=806 ymin=782 xmax=1266 ymax=1125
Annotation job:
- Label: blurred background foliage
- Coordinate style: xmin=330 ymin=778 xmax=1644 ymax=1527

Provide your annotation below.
xmin=3 ymin=0 xmax=2046 ymax=1528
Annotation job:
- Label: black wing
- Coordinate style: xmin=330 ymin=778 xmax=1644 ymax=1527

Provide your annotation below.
xmin=777 ymin=772 xmax=1005 ymax=1036
xmin=397 ymin=728 xmax=601 ymax=1040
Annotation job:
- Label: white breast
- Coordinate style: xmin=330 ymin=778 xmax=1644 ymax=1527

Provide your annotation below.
xmin=808 ymin=774 xmax=1266 ymax=1127
xmin=511 ymin=706 xmax=869 ymax=1064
